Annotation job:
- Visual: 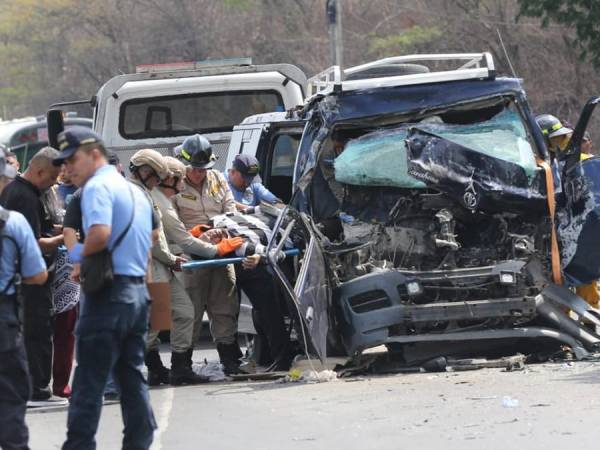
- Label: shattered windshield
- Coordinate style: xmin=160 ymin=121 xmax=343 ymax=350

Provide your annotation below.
xmin=334 ymin=104 xmax=538 ymax=188
xmin=334 ymin=127 xmax=424 ymax=189
xmin=418 ymin=108 xmax=538 ymax=182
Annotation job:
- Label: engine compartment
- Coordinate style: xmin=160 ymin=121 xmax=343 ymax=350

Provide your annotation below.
xmin=317 ymin=100 xmax=551 ymax=295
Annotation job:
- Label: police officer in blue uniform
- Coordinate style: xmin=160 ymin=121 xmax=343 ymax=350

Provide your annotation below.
xmin=0 ymin=146 xmax=48 ymax=450
xmin=53 ymin=127 xmax=157 ymax=450
xmin=225 ymin=154 xmax=280 ymax=211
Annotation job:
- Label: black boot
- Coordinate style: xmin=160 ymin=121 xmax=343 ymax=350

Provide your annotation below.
xmin=170 ymin=352 xmax=210 ymax=386
xmin=233 ymin=333 xmax=244 ymax=360
xmin=185 ymin=348 xmax=194 ymax=367
xmin=217 ymin=343 xmax=242 ymax=375
xmin=145 ymin=350 xmax=170 ymax=387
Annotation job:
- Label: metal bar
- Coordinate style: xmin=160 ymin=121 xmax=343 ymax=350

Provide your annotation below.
xmin=535 ymin=294 xmax=600 ymax=350
xmin=182 ymin=248 xmax=300 ymax=270
xmin=274 ymin=219 xmax=296 ymax=256
xmin=541 ymin=284 xmax=600 ymax=328
xmin=402 ymin=297 xmax=536 ymax=322
xmin=49 ymin=99 xmax=93 ymax=108
xmin=344 ymin=53 xmax=491 ymax=74
xmin=380 ymin=327 xmax=589 ymax=360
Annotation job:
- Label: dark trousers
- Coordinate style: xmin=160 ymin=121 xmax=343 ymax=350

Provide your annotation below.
xmin=235 ymin=265 xmax=287 ymax=363
xmin=52 ymin=306 xmax=78 ymax=396
xmin=22 ymin=283 xmax=54 ymax=395
xmin=0 ymin=299 xmax=31 ymax=450
xmin=62 ymin=277 xmax=156 ymax=450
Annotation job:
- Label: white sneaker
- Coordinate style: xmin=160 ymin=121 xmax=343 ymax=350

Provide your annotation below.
xmin=27 ymin=396 xmax=69 ymax=408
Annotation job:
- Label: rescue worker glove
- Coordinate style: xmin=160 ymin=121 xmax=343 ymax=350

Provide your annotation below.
xmin=216 ymin=237 xmax=244 ymax=256
xmin=190 ymin=224 xmax=212 ymax=238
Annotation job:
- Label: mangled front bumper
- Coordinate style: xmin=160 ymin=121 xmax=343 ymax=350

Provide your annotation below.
xmin=335 ymin=262 xmax=600 ymax=359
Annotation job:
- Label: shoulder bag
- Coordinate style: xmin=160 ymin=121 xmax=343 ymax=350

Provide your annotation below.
xmin=80 ymin=183 xmax=135 ymax=296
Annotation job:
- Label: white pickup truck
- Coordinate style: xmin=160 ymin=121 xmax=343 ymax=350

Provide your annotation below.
xmin=48 ymin=58 xmax=307 ymax=170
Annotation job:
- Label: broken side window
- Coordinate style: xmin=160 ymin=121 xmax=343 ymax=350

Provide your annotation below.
xmin=334 ymin=127 xmax=425 ymax=189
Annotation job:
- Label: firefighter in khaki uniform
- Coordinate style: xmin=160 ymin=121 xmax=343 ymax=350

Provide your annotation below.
xmin=173 ymin=135 xmax=244 ymax=374
xmin=127 ymin=149 xmax=195 ymax=386
xmin=128 ymin=151 xmax=210 ymax=386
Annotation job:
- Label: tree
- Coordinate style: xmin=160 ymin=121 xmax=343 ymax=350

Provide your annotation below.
xmin=518 ymin=0 xmax=600 ymax=67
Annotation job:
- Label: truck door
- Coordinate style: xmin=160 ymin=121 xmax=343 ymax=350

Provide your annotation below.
xmin=266 ymin=208 xmax=331 ymax=361
xmin=558 ymin=97 xmax=600 ymax=285
xmin=259 ymin=126 xmax=303 ymax=204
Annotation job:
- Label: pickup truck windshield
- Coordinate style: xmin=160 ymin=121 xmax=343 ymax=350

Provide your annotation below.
xmin=119 ymin=90 xmax=283 ymax=139
xmin=334 ymin=104 xmax=537 ymax=189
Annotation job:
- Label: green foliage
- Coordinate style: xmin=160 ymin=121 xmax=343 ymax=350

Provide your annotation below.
xmin=368 ymin=25 xmax=442 ymax=55
xmin=518 ymin=0 xmax=600 ymax=67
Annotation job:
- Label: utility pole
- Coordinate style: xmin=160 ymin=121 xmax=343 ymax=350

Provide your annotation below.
xmin=326 ymin=0 xmax=343 ymax=68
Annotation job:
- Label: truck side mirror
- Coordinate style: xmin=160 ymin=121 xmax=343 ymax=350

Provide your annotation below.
xmin=47 ymin=109 xmax=64 ymax=150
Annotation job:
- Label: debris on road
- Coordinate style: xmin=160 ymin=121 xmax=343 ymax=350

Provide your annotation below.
xmin=278 ymin=369 xmax=338 ymax=384
xmin=192 ymin=361 xmax=226 ymax=382
xmin=502 ymin=396 xmax=520 ymax=408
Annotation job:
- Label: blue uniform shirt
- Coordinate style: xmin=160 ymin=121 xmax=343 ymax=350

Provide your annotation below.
xmin=0 ymin=208 xmax=46 ymax=295
xmin=81 ymin=165 xmax=153 ymax=277
xmin=224 ymin=172 xmax=278 ymax=207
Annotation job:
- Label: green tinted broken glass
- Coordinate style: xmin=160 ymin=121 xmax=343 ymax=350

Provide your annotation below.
xmin=334 ymin=107 xmax=537 ymax=188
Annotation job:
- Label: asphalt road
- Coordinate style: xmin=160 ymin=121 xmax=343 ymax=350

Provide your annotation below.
xmin=26 ymin=347 xmax=600 ymax=450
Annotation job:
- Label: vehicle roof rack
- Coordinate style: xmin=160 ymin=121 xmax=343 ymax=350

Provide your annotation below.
xmin=306 ymin=53 xmax=496 ymax=98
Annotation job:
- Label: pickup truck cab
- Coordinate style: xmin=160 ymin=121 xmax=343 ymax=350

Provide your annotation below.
xmin=49 ymin=58 xmax=307 ymax=171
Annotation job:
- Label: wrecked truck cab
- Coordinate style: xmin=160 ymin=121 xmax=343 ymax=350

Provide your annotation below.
xmin=267 ymin=54 xmax=600 ymax=364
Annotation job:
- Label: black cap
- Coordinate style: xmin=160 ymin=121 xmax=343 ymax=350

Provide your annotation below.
xmin=53 ymin=126 xmax=103 ymax=166
xmin=232 ymin=154 xmax=260 ymax=183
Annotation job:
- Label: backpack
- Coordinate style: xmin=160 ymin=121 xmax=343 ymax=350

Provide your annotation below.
xmin=0 ymin=208 xmax=24 ymax=351
xmin=0 ymin=208 xmax=22 ymax=300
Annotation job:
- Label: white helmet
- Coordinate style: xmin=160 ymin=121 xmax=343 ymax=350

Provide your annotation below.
xmin=163 ymin=156 xmax=186 ymax=179
xmin=130 ymin=149 xmax=168 ymax=180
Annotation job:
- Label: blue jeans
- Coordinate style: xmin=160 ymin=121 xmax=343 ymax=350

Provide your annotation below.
xmin=62 ymin=277 xmax=156 ymax=450
xmin=104 ymin=371 xmax=120 ymax=397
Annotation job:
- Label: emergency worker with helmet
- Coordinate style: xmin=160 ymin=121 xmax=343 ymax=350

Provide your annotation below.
xmin=172 ymin=135 xmax=244 ymax=374
xmin=128 ymin=149 xmax=203 ymax=385
xmin=536 ymin=114 xmax=575 ymax=156
xmin=536 ymin=114 xmax=600 ymax=309
xmin=146 ymin=155 xmax=232 ymax=385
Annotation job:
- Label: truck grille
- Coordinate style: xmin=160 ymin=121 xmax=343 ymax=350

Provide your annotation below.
xmin=348 ymin=290 xmax=392 ymax=313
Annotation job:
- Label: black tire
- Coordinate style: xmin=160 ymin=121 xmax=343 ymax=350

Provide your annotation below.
xmin=345 ymin=63 xmax=430 ymax=81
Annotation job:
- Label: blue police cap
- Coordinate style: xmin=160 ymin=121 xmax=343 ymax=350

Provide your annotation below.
xmin=232 ymin=154 xmax=260 ymax=183
xmin=53 ymin=126 xmax=104 ymax=166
